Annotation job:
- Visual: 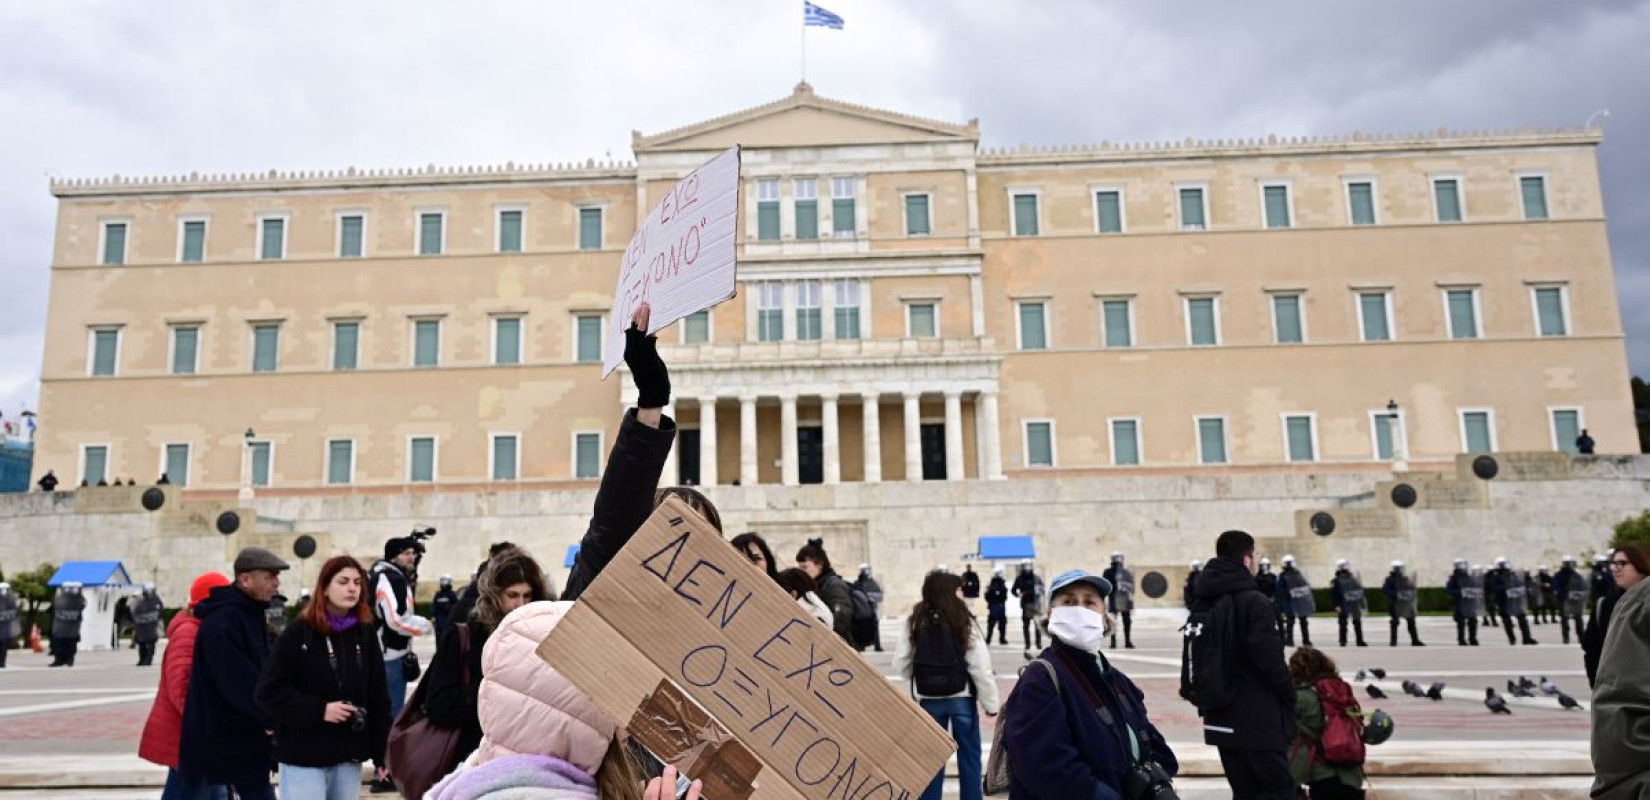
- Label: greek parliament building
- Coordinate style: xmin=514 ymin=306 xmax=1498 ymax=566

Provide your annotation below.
xmin=13 ymin=84 xmax=1647 ymax=607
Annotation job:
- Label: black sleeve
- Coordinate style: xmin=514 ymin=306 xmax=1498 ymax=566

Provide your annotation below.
xmin=423 ymin=624 xmax=470 ymax=728
xmin=254 ymin=625 xmax=327 ymax=730
xmin=563 ymin=410 xmax=678 ymax=602
xmin=363 ymin=628 xmax=390 ymax=767
xmin=1239 ymin=594 xmax=1295 ymax=712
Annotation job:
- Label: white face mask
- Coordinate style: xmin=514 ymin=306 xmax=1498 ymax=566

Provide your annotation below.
xmin=1048 ymin=605 xmax=1108 ymax=653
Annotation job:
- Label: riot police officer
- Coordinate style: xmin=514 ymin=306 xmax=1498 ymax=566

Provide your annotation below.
xmin=265 ymin=591 xmax=289 ymax=638
xmin=49 ymin=582 xmax=86 ymax=667
xmin=1330 ymin=559 xmax=1368 ymax=647
xmin=1525 ymin=569 xmax=1547 ymax=625
xmin=1588 ymin=553 xmax=1614 ymax=622
xmin=1280 ymin=555 xmax=1315 ymax=646
xmin=1534 ymin=565 xmax=1556 ymax=624
xmin=1554 ymin=555 xmax=1588 ymax=644
xmin=432 ymin=574 xmax=458 ymax=636
xmin=0 ymin=582 xmax=18 ymax=668
xmin=1382 ymin=561 xmax=1424 ymax=647
xmin=1489 ymin=557 xmax=1537 ymax=645
xmin=1445 ymin=558 xmax=1482 ymax=646
xmin=131 ymin=583 xmax=163 ymax=667
xmin=1183 ymin=560 xmax=1202 ymax=611
xmin=1103 ymin=553 xmax=1135 ymax=649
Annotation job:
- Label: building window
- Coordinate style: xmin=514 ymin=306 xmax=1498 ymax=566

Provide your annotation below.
xmin=833 ymin=280 xmax=861 ymax=340
xmin=1550 ymin=408 xmax=1583 ymax=453
xmin=1358 ymin=292 xmax=1393 ymax=342
xmin=1533 ymin=286 xmax=1569 ymax=336
xmin=758 ymin=284 xmax=785 ymax=342
xmin=795 ymin=281 xmax=822 ymax=341
xmin=575 ymin=315 xmax=602 ymax=363
xmin=905 ymin=193 xmax=931 ymax=236
xmin=333 ymin=322 xmax=360 ymax=371
xmin=1346 ymin=181 xmax=1377 ymax=226
xmin=1446 ymin=289 xmax=1480 ymax=339
xmin=1186 ymin=296 xmax=1219 ymax=346
xmin=1272 ymin=294 xmax=1305 ymax=344
xmin=1261 ymin=183 xmax=1292 ymax=229
xmin=101 ymin=222 xmax=128 ymax=265
xmin=574 ymin=432 xmax=602 ymax=478
xmin=494 ymin=316 xmax=522 ymax=365
xmin=1011 ymin=193 xmax=1040 ymax=236
xmin=171 ymin=326 xmax=200 ymax=375
xmin=338 ymin=214 xmax=365 ymax=258
xmin=418 ymin=212 xmax=445 ymax=256
xmin=81 ymin=445 xmax=109 ymax=486
xmin=89 ymin=328 xmax=120 ymax=376
xmin=1284 ymin=414 xmax=1318 ymax=462
xmin=908 ymin=303 xmax=938 ymax=339
xmin=251 ymin=324 xmax=280 ymax=372
xmin=1371 ymin=410 xmax=1400 ymax=460
xmin=682 ymin=310 xmax=711 ymax=344
xmin=180 ymin=219 xmax=207 ymax=263
xmin=1102 ymin=299 xmax=1133 ymax=348
xmin=1460 ymin=410 xmax=1496 ymax=453
xmin=409 ymin=437 xmax=437 ymax=483
xmin=326 ymin=439 xmax=354 ymax=485
xmin=1178 ymin=185 xmax=1208 ymax=231
xmin=831 ymin=177 xmax=856 ymax=237
xmin=164 ymin=443 xmax=191 ymax=488
xmin=498 ymin=209 xmax=524 ymax=253
xmin=1110 ymin=419 xmax=1141 ymax=466
xmin=258 ymin=216 xmax=286 ymax=260
xmin=578 ymin=207 xmax=603 ymax=251
xmin=1197 ymin=417 xmax=1228 ymax=464
xmin=1094 ymin=190 xmax=1123 ymax=234
xmin=795 ymin=179 xmax=819 ymax=240
xmin=492 ymin=434 xmax=519 ymax=481
xmin=756 ymin=179 xmax=780 ymax=241
xmin=1520 ymin=175 xmax=1549 ymax=220
xmin=1024 ymin=420 xmax=1055 ymax=468
xmin=1017 ymin=301 xmax=1049 ymax=350
xmin=413 ymin=319 xmax=441 ymax=367
xmin=1433 ymin=177 xmax=1463 ymax=223
xmin=250 ymin=441 xmax=272 ymax=487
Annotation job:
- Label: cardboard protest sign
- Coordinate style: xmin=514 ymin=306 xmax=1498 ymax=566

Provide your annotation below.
xmin=603 ymin=146 xmax=741 ymax=377
xmin=538 ymin=496 xmax=955 ymax=800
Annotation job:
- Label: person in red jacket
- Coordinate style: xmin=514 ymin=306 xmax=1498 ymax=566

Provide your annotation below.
xmin=139 ymin=572 xmax=231 ymax=800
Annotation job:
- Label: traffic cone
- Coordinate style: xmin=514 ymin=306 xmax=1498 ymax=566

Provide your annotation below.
xmin=29 ymin=623 xmax=42 ymax=653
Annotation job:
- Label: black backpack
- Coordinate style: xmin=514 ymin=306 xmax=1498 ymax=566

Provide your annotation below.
xmin=849 ymin=586 xmax=876 ymax=622
xmin=1179 ymin=594 xmax=1237 ymax=710
xmin=912 ymin=616 xmax=970 ymax=696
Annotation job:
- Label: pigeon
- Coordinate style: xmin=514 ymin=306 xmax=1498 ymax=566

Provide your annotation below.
xmin=1558 ymin=693 xmax=1582 ymax=711
xmin=1366 ymin=685 xmax=1387 ymax=700
xmin=1508 ymin=681 xmax=1535 ymax=698
xmin=1518 ymin=676 xmax=1537 ymax=690
xmin=1539 ymin=677 xmax=1561 ymax=696
xmin=1402 ymin=680 xmax=1426 ymax=698
xmin=1369 ymin=668 xmax=1388 ymax=679
xmin=1485 ymin=688 xmax=1513 ymax=714
xmin=1426 ymin=682 xmax=1446 ymax=701
xmin=1354 ymin=669 xmax=1367 ymax=682
xmin=1505 ymin=679 xmax=1519 ymax=695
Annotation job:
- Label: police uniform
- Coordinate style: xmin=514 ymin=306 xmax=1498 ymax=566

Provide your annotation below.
xmin=1489 ymin=559 xmax=1537 ymax=646
xmin=1554 ymin=558 xmax=1588 ymax=645
xmin=1382 ymin=562 xmax=1424 ymax=647
xmin=1330 ymin=560 xmax=1368 ymax=647
xmin=1103 ymin=554 xmax=1135 ymax=649
xmin=1445 ymin=560 xmax=1482 ymax=646
xmin=1280 ymin=556 xmax=1315 ymax=647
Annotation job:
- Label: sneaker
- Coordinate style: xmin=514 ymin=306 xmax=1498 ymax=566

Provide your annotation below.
xmin=370 ymin=777 xmax=397 ymax=794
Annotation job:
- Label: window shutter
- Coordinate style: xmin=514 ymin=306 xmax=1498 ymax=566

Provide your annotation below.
xmin=173 ymin=327 xmax=198 ymax=374
xmin=1434 ymin=180 xmax=1462 ymax=222
xmin=1112 ymin=420 xmax=1140 ymax=465
xmin=1348 ymin=183 xmax=1375 ymax=225
xmin=415 ymin=321 xmax=440 ymax=366
xmin=1027 ymin=422 xmax=1053 ymax=467
xmin=1463 ymin=413 xmax=1493 ymax=453
xmin=103 ymin=224 xmax=127 ymax=265
xmin=493 ymin=436 xmax=518 ymax=481
xmin=1103 ymin=301 xmax=1132 ymax=347
xmin=1287 ymin=417 xmax=1315 ymax=461
xmin=419 ymin=214 xmax=443 ymax=255
xmin=1448 ymin=290 xmax=1477 ymax=339
xmin=499 ymin=211 xmax=523 ymax=252
xmin=579 ymin=208 xmax=602 ymax=250
xmin=1263 ymin=186 xmax=1290 ymax=228
xmin=1273 ymin=295 xmax=1303 ymax=343
xmin=1013 ymin=195 xmax=1039 ymax=236
xmin=1520 ymin=177 xmax=1548 ymax=220
xmin=328 ymin=441 xmax=353 ymax=484
xmin=905 ymin=195 xmax=930 ymax=235
xmin=577 ymin=316 xmax=602 ymax=362
xmin=340 ymin=216 xmax=364 ymax=257
xmin=181 ymin=221 xmax=206 ymax=262
xmin=333 ymin=323 xmax=359 ymax=370
xmin=1179 ymin=189 xmax=1206 ymax=229
xmin=1019 ymin=303 xmax=1047 ymax=350
xmin=1536 ymin=288 xmax=1567 ymax=336
xmin=1199 ymin=419 xmax=1227 ymax=464
xmin=1360 ymin=294 xmax=1390 ymax=341
xmin=261 ymin=218 xmax=284 ymax=259
xmin=253 ymin=325 xmax=279 ymax=372
xmin=1095 ymin=191 xmax=1122 ymax=233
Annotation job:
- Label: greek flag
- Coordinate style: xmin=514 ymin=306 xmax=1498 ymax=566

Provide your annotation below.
xmin=804 ymin=1 xmax=844 ymax=29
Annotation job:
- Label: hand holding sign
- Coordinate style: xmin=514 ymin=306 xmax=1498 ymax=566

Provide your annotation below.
xmin=624 ymin=302 xmax=671 ymax=412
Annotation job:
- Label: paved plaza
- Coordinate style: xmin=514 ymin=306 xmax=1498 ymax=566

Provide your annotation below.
xmin=0 ymin=612 xmax=1597 ymax=797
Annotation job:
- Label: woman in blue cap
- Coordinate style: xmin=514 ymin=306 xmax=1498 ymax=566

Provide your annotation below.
xmin=1000 ymin=569 xmax=1178 ymax=800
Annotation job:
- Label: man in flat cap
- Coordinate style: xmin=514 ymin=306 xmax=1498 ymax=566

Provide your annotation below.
xmin=176 ymin=547 xmax=288 ymax=799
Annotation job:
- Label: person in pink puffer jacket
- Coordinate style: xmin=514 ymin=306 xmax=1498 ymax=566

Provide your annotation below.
xmin=427 ymin=601 xmax=701 ymax=800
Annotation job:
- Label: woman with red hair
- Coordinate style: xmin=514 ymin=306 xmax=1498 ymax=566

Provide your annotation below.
xmin=255 ymin=556 xmax=390 ymax=799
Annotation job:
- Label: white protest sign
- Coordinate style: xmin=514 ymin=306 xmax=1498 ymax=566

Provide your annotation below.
xmin=603 ymin=146 xmax=742 ymax=377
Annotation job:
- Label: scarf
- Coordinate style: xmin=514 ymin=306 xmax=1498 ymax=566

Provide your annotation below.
xmin=427 ymin=754 xmax=600 ymax=800
xmin=327 ymin=612 xmax=359 ymax=633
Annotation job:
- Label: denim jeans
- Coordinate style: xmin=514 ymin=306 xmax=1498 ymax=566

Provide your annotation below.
xmin=158 ymin=769 xmax=229 ymax=800
xmin=385 ymin=653 xmax=407 ymax=723
xmin=280 ymin=762 xmax=363 ymax=800
xmin=919 ymin=697 xmax=982 ymax=800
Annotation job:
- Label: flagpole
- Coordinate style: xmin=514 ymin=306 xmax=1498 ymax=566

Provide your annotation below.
xmin=800 ymin=10 xmax=807 ymax=83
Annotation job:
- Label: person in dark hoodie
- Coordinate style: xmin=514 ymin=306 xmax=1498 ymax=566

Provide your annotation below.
xmin=178 ymin=547 xmax=289 ymax=799
xmin=1190 ymin=530 xmax=1296 ymax=800
xmin=796 ymin=539 xmax=855 ymax=644
xmin=983 ymin=566 xmax=1009 ymax=646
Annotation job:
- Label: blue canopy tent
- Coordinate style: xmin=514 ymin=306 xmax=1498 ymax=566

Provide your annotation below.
xmin=47 ymin=561 xmax=134 ymax=651
xmin=977 ymin=535 xmax=1036 ymax=562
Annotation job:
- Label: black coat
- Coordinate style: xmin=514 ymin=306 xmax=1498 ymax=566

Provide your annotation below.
xmin=563 ymin=409 xmax=678 ymax=602
xmin=961 ymin=570 xmax=981 ymax=599
xmin=816 ymin=571 xmax=856 ymax=643
xmin=1190 ymin=556 xmax=1296 ymax=752
xmin=254 ymin=619 xmax=390 ymax=768
xmin=423 ymin=620 xmax=492 ymax=763
xmin=984 ymin=577 xmax=1009 ymax=618
xmin=178 ymin=586 xmax=276 ymax=782
xmin=1582 ymin=590 xmax=1621 ymax=687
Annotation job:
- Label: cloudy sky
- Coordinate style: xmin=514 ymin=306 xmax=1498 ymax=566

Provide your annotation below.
xmin=2 ymin=0 xmax=1646 ymax=422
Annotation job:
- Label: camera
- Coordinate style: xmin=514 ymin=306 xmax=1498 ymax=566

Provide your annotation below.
xmin=349 ymin=706 xmax=368 ymax=733
xmin=1123 ymin=761 xmax=1178 ymax=800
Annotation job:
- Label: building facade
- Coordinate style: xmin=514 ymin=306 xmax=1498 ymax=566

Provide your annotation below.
xmin=37 ymin=85 xmax=1633 ymax=494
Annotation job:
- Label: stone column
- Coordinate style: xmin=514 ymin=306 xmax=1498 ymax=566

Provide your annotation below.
xmin=979 ymin=390 xmax=1004 ymax=480
xmin=862 ymin=393 xmax=882 ymax=483
xmin=662 ymin=399 xmax=678 ymax=486
xmin=699 ymin=396 xmax=718 ymax=487
xmin=822 ymin=393 xmax=841 ymax=485
xmin=944 ymin=391 xmax=965 ymax=482
xmin=740 ymin=395 xmax=758 ymax=486
xmin=780 ymin=393 xmax=800 ymax=486
xmin=903 ymin=391 xmax=923 ymax=481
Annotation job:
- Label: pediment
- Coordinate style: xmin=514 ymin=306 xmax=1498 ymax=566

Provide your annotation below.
xmin=634 ymin=83 xmax=977 ymax=153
